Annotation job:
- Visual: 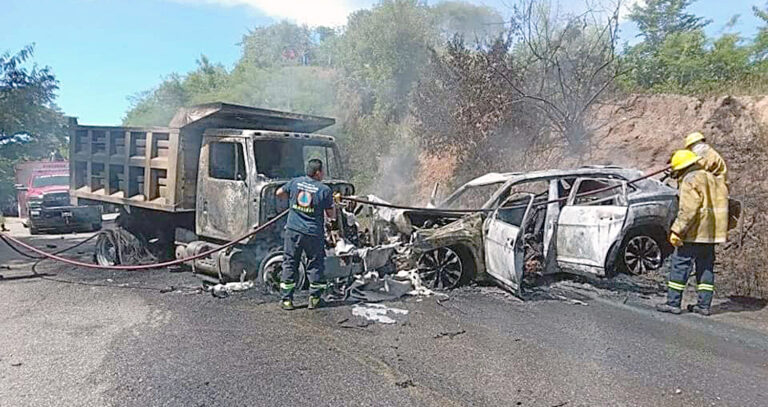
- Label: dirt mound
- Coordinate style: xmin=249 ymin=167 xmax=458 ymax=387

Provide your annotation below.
xmin=416 ymin=94 xmax=768 ymax=298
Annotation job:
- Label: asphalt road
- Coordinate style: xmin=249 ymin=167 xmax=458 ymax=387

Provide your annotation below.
xmin=0 ymin=220 xmax=767 ymax=406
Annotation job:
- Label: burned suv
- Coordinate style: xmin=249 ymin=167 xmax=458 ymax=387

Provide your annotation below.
xmin=392 ymin=166 xmax=677 ymax=293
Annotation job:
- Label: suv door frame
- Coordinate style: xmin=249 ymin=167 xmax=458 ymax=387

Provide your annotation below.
xmin=555 ymin=177 xmax=630 ymax=276
xmin=483 ymin=193 xmax=535 ymax=294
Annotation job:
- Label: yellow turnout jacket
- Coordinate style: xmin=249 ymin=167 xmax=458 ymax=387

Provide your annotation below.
xmin=671 ymin=168 xmax=729 ymax=243
xmin=691 ymin=143 xmax=727 ymax=182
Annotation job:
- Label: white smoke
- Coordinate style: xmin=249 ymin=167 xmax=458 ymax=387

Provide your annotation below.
xmin=170 ymin=0 xmax=374 ymax=26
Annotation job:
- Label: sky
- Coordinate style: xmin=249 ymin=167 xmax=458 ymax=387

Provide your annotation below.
xmin=1 ymin=0 xmax=764 ymax=125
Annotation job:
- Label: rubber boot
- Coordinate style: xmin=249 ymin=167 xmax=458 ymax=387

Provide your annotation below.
xmin=656 ymin=303 xmax=682 ymax=314
xmin=308 ymin=296 xmax=326 ymax=310
xmin=281 ymin=299 xmax=295 ymax=311
xmin=687 ymin=304 xmax=711 ymax=316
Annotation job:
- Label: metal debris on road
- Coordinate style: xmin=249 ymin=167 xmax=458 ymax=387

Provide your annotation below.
xmin=434 ymin=329 xmax=466 ymax=339
xmin=207 ymin=281 xmax=255 ymax=298
xmin=351 ymin=303 xmax=409 ymax=324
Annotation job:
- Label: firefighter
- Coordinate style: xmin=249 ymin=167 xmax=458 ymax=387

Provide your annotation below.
xmin=685 ymin=132 xmax=727 ymax=183
xmin=275 ymin=159 xmax=336 ymax=311
xmin=656 ymin=150 xmax=729 ymax=316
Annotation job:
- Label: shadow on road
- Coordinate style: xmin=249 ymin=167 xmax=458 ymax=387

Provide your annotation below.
xmin=713 ymin=296 xmax=768 ymax=315
xmin=0 ymin=272 xmax=54 ymax=281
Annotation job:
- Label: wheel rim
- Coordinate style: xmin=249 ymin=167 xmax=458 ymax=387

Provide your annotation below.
xmin=261 ymin=255 xmax=283 ymax=293
xmin=623 ymin=235 xmax=662 ymax=275
xmin=417 ymin=247 xmax=463 ymax=289
xmin=95 ymin=235 xmax=118 ymax=266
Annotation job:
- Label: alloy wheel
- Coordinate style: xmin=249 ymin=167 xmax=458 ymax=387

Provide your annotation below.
xmin=623 ymin=235 xmax=662 ymax=275
xmin=417 ymin=247 xmax=464 ymax=289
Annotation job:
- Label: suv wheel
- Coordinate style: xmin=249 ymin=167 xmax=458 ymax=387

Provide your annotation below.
xmin=620 ymin=233 xmax=664 ymax=275
xmin=417 ymin=246 xmax=465 ymax=290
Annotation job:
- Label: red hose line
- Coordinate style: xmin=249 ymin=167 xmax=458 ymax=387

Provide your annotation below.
xmin=0 ymin=210 xmax=288 ymax=271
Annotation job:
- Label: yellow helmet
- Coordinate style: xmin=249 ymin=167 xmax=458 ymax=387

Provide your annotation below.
xmin=684 ymin=132 xmax=705 ymax=148
xmin=670 ymin=149 xmax=700 ymax=171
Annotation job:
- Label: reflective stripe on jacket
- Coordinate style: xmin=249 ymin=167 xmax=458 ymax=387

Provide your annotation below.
xmin=671 ymin=168 xmax=729 ymax=243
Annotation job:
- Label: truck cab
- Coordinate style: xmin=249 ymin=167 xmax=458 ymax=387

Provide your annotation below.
xmin=196 ymin=129 xmax=353 ymax=242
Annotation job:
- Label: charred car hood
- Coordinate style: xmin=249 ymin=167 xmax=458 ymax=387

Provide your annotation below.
xmin=411 ymin=213 xmax=484 ymax=253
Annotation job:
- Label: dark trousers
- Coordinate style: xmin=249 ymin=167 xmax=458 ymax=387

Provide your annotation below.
xmin=280 ymin=228 xmax=327 ymax=300
xmin=666 ymin=243 xmax=715 ymax=309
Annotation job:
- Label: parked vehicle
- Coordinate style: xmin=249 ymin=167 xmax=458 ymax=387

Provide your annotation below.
xmin=15 ymin=160 xmax=102 ymax=234
xmin=390 ymin=167 xmax=680 ymax=293
xmin=70 ymin=102 xmax=361 ymax=284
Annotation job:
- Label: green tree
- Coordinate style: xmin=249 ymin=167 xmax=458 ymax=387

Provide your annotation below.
xmin=622 ymin=0 xmax=727 ymax=92
xmin=753 ymin=3 xmax=768 ymax=62
xmin=628 ymin=0 xmax=709 ymax=46
xmin=337 ymin=0 xmax=435 ymax=118
xmin=0 ymin=45 xmax=66 ymax=205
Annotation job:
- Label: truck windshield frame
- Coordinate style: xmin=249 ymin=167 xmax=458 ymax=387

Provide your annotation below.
xmin=253 ymin=139 xmax=338 ymax=180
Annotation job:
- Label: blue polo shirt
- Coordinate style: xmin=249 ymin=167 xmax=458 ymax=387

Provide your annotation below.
xmin=284 ymin=176 xmax=333 ymax=237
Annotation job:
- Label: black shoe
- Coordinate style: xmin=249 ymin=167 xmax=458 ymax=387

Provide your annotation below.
xmin=281 ymin=299 xmax=295 ymax=311
xmin=308 ymin=296 xmax=326 ymax=310
xmin=687 ymin=304 xmax=711 ymax=316
xmin=656 ymin=303 xmax=682 ymax=314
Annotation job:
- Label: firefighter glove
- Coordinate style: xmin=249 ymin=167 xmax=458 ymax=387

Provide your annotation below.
xmin=669 ymin=232 xmax=683 ymax=248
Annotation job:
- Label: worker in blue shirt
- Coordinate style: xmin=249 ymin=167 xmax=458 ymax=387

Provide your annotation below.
xmin=275 ymin=158 xmax=335 ymax=310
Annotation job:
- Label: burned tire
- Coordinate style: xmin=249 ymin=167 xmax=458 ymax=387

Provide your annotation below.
xmin=417 ymin=246 xmax=469 ymax=290
xmin=95 ymin=232 xmax=119 ymax=266
xmin=258 ymin=251 xmax=306 ymax=294
xmin=94 ymin=229 xmax=155 ymax=267
xmin=617 ymin=230 xmax=667 ymax=276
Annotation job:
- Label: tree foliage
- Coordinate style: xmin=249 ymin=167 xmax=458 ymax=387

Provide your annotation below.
xmin=0 ymin=45 xmax=66 ymax=205
xmin=622 ymin=0 xmax=768 ymax=94
xmin=627 ymin=0 xmax=709 ymax=46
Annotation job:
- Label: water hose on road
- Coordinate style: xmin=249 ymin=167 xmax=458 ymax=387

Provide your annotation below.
xmin=0 ymin=233 xmax=99 ymax=260
xmin=0 ymin=210 xmax=288 ymax=271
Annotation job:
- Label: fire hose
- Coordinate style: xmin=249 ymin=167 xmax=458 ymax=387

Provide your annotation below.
xmin=0 ymin=210 xmax=288 ymax=271
xmin=0 ymin=165 xmax=671 ymax=272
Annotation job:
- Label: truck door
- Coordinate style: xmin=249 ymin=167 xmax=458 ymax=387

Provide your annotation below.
xmin=197 ymin=138 xmax=250 ymax=240
xmin=555 ymin=177 xmax=629 ymax=274
xmin=483 ymin=193 xmax=534 ymax=294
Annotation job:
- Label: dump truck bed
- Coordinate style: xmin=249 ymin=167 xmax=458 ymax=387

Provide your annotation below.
xmin=69 ymin=103 xmax=335 ymax=213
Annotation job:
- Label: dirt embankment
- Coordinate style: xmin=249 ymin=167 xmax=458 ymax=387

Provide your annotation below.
xmin=416 ymin=94 xmax=768 ymax=298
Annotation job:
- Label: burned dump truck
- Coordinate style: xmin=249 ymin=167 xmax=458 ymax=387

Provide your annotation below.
xmin=365 ymin=167 xmax=687 ymax=294
xmin=69 ymin=102 xmax=391 ymax=287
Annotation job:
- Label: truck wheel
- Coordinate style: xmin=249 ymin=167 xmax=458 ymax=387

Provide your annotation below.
xmin=90 ymin=223 xmax=102 ymax=232
xmin=95 ymin=232 xmax=119 ymax=266
xmin=258 ymin=250 xmax=306 ymax=294
xmin=29 ymin=226 xmax=40 ymax=235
